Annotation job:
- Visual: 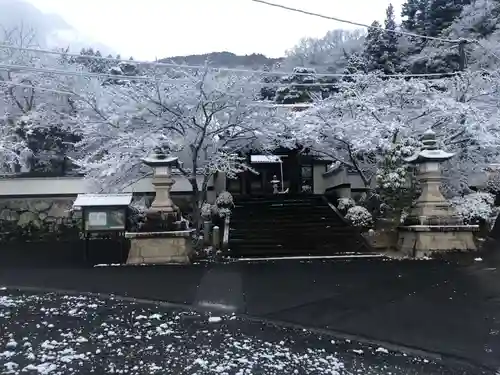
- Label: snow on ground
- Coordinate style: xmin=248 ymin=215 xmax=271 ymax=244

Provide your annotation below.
xmin=0 ymin=289 xmax=478 ymax=374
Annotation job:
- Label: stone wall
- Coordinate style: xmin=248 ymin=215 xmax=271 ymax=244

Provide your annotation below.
xmin=0 ymin=197 xmax=80 ymax=242
xmin=0 ymin=194 xmax=196 ymax=242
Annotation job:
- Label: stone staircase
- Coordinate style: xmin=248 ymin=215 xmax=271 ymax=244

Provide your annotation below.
xmin=229 ymin=195 xmax=373 ymax=258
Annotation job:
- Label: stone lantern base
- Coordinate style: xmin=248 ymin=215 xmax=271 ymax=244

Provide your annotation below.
xmin=397 ymin=225 xmax=479 ymax=258
xmin=125 ymin=230 xmax=194 ymax=265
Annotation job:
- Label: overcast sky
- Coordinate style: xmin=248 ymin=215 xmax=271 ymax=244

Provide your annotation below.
xmin=27 ymin=0 xmax=404 ymax=60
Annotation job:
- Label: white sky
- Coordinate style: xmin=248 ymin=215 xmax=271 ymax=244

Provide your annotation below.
xmin=27 ymin=0 xmax=404 ymax=60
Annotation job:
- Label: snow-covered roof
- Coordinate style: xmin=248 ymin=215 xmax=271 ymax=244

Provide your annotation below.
xmin=73 ymin=193 xmax=133 ymax=207
xmin=405 ymin=149 xmax=455 ymax=163
xmin=250 ymin=155 xmax=283 ymax=163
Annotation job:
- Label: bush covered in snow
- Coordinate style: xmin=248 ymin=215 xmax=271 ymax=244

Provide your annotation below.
xmin=337 ymin=197 xmax=355 ymax=213
xmin=375 ymin=140 xmax=420 ymax=221
xmin=451 ymin=192 xmax=497 ymax=225
xmin=215 ymin=191 xmax=234 ymax=208
xmin=345 ymin=206 xmax=373 ymax=227
xmin=211 ymin=191 xmax=235 ymax=221
xmin=485 ymin=172 xmax=500 ymax=195
xmin=201 ymin=203 xmax=213 ymax=221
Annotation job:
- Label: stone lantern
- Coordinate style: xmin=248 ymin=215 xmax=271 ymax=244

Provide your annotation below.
xmin=142 ymin=151 xmax=179 ymax=215
xmin=397 ymin=129 xmax=478 ymax=257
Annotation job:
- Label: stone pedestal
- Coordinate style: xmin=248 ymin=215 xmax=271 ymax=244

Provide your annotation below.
xmin=125 ymin=230 xmax=194 ymax=264
xmin=398 ymin=225 xmax=478 ymax=258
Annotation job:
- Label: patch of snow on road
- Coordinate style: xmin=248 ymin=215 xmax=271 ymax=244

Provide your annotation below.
xmin=0 ymin=290 xmax=461 ymax=374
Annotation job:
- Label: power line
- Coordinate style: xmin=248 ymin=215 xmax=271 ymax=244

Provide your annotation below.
xmin=251 ymin=0 xmax=465 ymax=44
xmin=0 ymin=81 xmax=75 ymax=96
xmin=0 ymin=80 xmax=316 ymax=110
xmin=0 ymin=43 xmax=460 ymax=79
xmin=0 ymin=61 xmax=460 ymax=89
xmin=0 ymin=62 xmax=177 ymax=82
xmin=475 ymin=40 xmax=500 ymax=62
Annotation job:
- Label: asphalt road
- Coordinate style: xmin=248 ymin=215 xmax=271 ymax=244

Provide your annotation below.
xmin=1 ymin=250 xmax=500 ymax=372
xmin=0 ymin=289 xmax=488 ymax=375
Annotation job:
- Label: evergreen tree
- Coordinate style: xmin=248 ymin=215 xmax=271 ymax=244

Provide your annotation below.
xmin=342 ymin=53 xmax=367 ymax=81
xmin=401 ymin=0 xmax=428 ymax=34
xmin=274 ymin=67 xmax=322 ymax=104
xmin=76 ymin=48 xmax=112 ymax=73
xmin=384 ymin=3 xmax=400 ymax=73
xmin=363 ymin=21 xmax=387 ymax=73
xmin=426 ymin=0 xmax=472 ymax=37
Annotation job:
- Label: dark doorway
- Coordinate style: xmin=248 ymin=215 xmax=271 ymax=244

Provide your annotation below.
xmin=225 ymin=150 xmax=305 ymax=196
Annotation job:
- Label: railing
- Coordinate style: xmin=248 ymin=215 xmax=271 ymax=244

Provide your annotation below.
xmin=222 ymin=215 xmax=230 ymax=253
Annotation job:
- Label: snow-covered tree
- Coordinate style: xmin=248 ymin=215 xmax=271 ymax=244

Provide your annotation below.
xmin=292 ymin=72 xmax=500 ymax=196
xmin=401 ymin=0 xmax=428 ymax=35
xmin=364 ymin=21 xmax=387 ymax=73
xmin=0 ymin=27 xmax=85 ymax=174
xmin=342 ymin=53 xmax=367 ymax=81
xmin=274 ymin=67 xmax=324 ymax=104
xmin=73 ymin=70 xmax=290 ymax=228
xmin=451 ymin=191 xmax=497 ymax=224
xmin=383 ymin=4 xmax=400 ymax=73
xmin=284 ymin=29 xmax=366 ymax=72
xmin=375 ymin=139 xmax=421 ymax=220
xmin=426 ymin=0 xmax=472 ymax=37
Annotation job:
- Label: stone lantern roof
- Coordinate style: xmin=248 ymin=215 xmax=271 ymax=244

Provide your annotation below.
xmin=141 ymin=152 xmax=179 ymax=168
xmin=405 ymin=129 xmax=455 ymax=164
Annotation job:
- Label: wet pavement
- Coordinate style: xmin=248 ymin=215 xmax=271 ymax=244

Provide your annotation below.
xmin=0 ymin=289 xmax=488 ymax=374
xmin=1 ymin=250 xmax=500 ymax=373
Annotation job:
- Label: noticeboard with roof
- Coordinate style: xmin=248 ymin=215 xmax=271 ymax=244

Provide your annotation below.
xmin=73 ymin=193 xmax=133 ymax=232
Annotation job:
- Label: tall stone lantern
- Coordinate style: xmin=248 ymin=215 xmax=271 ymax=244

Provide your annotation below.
xmin=397 ymin=129 xmax=478 ymax=257
xmin=142 ymin=152 xmax=179 ymax=215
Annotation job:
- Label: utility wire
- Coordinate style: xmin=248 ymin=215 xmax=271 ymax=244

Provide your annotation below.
xmin=0 ymin=80 xmax=314 ymax=109
xmin=0 ymin=61 xmax=460 ymax=87
xmin=0 ymin=81 xmax=75 ymax=96
xmin=251 ymin=0 xmax=465 ymax=43
xmin=475 ymin=40 xmax=500 ymax=62
xmin=0 ymin=43 xmax=460 ymax=79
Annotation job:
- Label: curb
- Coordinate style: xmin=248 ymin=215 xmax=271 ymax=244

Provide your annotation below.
xmin=0 ymin=284 xmax=496 ymax=374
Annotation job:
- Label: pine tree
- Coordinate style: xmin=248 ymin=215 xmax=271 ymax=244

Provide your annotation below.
xmin=426 ymin=0 xmax=472 ymax=37
xmin=274 ymin=67 xmax=322 ymax=104
xmin=383 ymin=4 xmax=400 ymax=74
xmin=401 ymin=0 xmax=428 ymax=33
xmin=363 ymin=21 xmax=386 ymax=73
xmin=342 ymin=53 xmax=367 ymax=82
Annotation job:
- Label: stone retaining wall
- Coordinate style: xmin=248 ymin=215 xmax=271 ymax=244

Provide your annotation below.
xmin=0 ymin=195 xmax=195 ymax=242
xmin=0 ymin=197 xmax=80 ymax=242
xmin=0 ymin=197 xmax=75 ymax=227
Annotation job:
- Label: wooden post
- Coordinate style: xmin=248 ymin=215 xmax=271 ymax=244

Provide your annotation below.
xmin=458 ymin=39 xmax=467 ymax=71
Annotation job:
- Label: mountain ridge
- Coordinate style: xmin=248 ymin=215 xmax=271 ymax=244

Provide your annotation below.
xmin=159 ymin=51 xmax=284 ymax=69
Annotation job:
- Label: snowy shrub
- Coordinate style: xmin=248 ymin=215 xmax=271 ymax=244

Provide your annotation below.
xmin=215 ymin=191 xmax=234 ymax=208
xmin=375 ymin=139 xmax=420 ymax=221
xmin=345 ymin=206 xmax=373 ymax=227
xmin=485 ymin=172 xmax=500 ymax=194
xmin=451 ymin=192 xmax=497 ymax=225
xmin=201 ymin=203 xmax=213 ymax=221
xmin=128 ymin=197 xmax=149 ymax=231
xmin=216 ymin=207 xmax=232 ymax=218
xmin=337 ymin=197 xmax=355 ymax=212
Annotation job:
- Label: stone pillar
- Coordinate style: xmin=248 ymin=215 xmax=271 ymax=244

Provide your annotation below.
xmin=149 ymin=165 xmax=178 ymax=214
xmin=142 ymin=154 xmax=179 ymax=215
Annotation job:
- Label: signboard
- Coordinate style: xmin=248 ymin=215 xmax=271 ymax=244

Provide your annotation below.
xmin=73 ymin=193 xmax=133 ymax=208
xmin=88 ymin=212 xmax=107 ymax=227
xmin=84 ymin=208 xmax=126 ymax=231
